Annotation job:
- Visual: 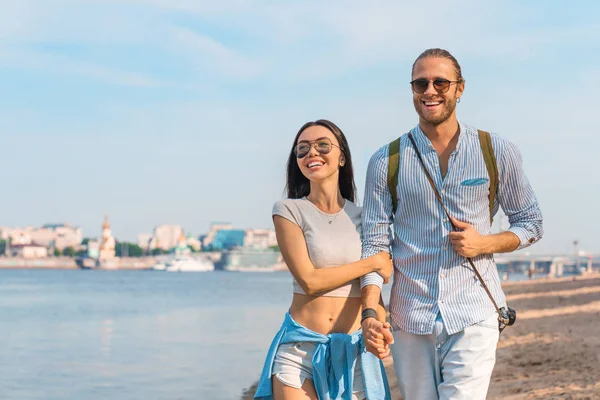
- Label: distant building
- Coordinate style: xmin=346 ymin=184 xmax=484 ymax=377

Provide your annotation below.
xmin=2 ymin=228 xmax=33 ymax=246
xmin=0 ymin=223 xmax=82 ymax=251
xmin=98 ymin=216 xmax=116 ymax=260
xmin=87 ymin=239 xmax=100 ymax=259
xmin=9 ymin=243 xmax=48 ymax=259
xmin=172 ymin=232 xmax=192 ymax=256
xmin=209 ymin=229 xmax=246 ymax=251
xmin=244 ymin=229 xmax=277 ymax=249
xmin=186 ymin=235 xmax=201 ymax=252
xmin=148 ymin=225 xmax=184 ymax=251
xmin=138 ymin=225 xmax=202 ymax=253
xmin=201 ymin=223 xmax=233 ymax=249
xmin=136 ymin=234 xmax=152 ymax=250
xmin=30 ymin=223 xmax=82 ymax=250
xmin=200 ymin=223 xmax=277 ymax=251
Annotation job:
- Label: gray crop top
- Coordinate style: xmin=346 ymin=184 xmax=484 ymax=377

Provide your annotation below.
xmin=272 ymin=197 xmax=362 ymax=298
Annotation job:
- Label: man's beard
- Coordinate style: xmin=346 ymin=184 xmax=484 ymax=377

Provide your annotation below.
xmin=414 ymin=97 xmax=457 ymax=126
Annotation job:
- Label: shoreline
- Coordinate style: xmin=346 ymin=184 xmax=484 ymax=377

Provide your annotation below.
xmin=0 ymin=256 xmax=156 ymax=270
xmin=242 ymin=273 xmax=600 ymax=399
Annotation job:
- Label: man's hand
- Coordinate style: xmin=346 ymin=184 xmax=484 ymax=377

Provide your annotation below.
xmin=448 ymin=217 xmax=489 ymax=258
xmin=361 ymin=318 xmax=394 ymax=359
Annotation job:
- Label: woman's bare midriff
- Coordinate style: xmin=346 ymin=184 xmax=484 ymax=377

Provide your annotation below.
xmin=289 ymin=293 xmax=362 ymax=335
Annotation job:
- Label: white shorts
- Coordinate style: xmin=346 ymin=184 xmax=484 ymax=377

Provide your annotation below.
xmin=272 ymin=341 xmax=365 ymax=399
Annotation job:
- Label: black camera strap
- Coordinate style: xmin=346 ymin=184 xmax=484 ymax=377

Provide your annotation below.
xmin=407 ymin=133 xmax=504 ymax=317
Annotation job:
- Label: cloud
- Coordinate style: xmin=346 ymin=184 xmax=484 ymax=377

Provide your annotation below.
xmin=0 ymin=0 xmax=264 ymax=84
xmin=253 ymin=2 xmax=600 ymax=79
xmin=1 ymin=1 xmax=598 ymax=85
xmin=0 ymin=47 xmax=162 ymax=87
xmin=170 ymin=26 xmax=262 ymax=79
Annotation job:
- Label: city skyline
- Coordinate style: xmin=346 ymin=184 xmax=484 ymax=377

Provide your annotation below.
xmin=0 ymin=216 xmax=276 ymax=253
xmin=0 ymin=217 xmax=242 ymax=243
xmin=1 ymin=1 xmax=599 ymax=255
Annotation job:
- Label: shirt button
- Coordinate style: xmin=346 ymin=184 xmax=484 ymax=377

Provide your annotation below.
xmin=440 ymin=273 xmax=446 ymax=279
xmin=443 ymin=218 xmax=448 ymax=223
xmin=442 ymin=246 xmax=447 ymax=251
xmin=441 ymin=189 xmax=445 ymax=195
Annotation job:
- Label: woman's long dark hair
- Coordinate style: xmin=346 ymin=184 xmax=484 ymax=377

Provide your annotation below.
xmin=285 ymin=119 xmax=356 ymax=202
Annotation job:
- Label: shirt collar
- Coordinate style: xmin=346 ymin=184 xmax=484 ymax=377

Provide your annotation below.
xmin=412 ymin=120 xmax=468 ymax=154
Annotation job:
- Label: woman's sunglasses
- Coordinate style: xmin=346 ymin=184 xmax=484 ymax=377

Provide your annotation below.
xmin=294 ymin=137 xmax=341 ymax=159
xmin=410 ymin=78 xmax=462 ymax=94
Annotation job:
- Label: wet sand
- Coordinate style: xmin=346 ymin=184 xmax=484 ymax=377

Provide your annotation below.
xmin=243 ymin=275 xmax=600 ymax=399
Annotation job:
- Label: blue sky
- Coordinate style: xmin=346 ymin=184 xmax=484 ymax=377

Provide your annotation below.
xmin=1 ymin=1 xmax=599 ymax=255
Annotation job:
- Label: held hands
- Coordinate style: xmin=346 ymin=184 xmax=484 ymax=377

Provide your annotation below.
xmin=361 ymin=318 xmax=394 ymax=359
xmin=448 ymin=217 xmax=488 ymax=258
xmin=372 ymin=251 xmax=393 ymax=284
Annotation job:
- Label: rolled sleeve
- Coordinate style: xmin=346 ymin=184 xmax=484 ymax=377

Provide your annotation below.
xmin=508 ymin=226 xmax=539 ymax=249
xmin=360 ymin=146 xmax=395 ymax=289
xmin=360 ymin=271 xmax=384 ymax=289
xmin=498 ymin=140 xmax=544 ymax=250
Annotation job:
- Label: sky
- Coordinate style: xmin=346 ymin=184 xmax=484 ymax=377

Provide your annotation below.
xmin=1 ymin=1 xmax=599 ymax=255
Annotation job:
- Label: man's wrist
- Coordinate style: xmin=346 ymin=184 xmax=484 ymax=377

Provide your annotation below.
xmin=476 ymin=234 xmax=492 ymax=255
xmin=361 ymin=308 xmax=378 ymax=324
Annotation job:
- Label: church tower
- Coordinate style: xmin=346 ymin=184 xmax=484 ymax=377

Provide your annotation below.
xmin=99 ymin=215 xmax=116 ymax=260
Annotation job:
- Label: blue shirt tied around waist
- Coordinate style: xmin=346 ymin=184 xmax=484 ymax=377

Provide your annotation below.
xmin=254 ymin=313 xmax=391 ymax=400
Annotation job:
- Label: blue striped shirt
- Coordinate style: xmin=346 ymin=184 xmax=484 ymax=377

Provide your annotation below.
xmin=360 ymin=122 xmax=543 ymax=335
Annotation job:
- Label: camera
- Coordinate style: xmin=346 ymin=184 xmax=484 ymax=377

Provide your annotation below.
xmin=498 ymin=306 xmax=517 ymax=332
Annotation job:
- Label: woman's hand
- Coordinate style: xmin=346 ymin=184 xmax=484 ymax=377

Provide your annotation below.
xmin=371 ymin=251 xmax=393 ymax=283
xmin=362 ymin=318 xmax=394 ymax=359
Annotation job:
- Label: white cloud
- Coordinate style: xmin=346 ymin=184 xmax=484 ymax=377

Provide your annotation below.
xmin=0 ymin=47 xmax=162 ymax=87
xmin=170 ymin=26 xmax=262 ymax=78
xmin=0 ymin=0 xmax=264 ymax=83
xmin=253 ymin=2 xmax=599 ymax=79
xmin=1 ymin=1 xmax=598 ymax=84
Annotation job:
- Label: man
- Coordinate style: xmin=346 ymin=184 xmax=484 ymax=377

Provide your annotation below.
xmin=359 ymin=48 xmax=543 ymax=399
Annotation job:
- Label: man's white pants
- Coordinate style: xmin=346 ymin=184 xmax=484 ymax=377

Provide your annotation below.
xmin=390 ymin=313 xmax=499 ymax=400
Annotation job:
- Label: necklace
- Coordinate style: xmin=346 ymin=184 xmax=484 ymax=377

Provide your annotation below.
xmin=325 ymin=212 xmax=341 ymax=225
xmin=305 ymin=196 xmax=344 ymax=224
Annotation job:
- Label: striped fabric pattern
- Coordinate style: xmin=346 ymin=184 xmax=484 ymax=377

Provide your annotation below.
xmin=360 ymin=122 xmax=543 ymax=335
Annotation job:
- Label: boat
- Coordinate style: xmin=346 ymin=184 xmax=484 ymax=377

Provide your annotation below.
xmin=152 ymin=261 xmax=168 ymax=271
xmin=164 ymin=256 xmax=215 ymax=272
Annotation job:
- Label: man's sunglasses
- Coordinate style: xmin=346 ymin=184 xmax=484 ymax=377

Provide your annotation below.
xmin=410 ymin=78 xmax=462 ymax=94
xmin=294 ymin=137 xmax=341 ymax=159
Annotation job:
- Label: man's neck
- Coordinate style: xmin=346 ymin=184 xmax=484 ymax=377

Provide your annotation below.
xmin=419 ymin=116 xmax=460 ymax=147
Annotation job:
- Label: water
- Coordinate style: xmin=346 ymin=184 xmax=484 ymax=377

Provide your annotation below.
xmin=0 ymin=268 xmax=543 ymax=399
xmin=0 ymin=270 xmax=297 ymax=400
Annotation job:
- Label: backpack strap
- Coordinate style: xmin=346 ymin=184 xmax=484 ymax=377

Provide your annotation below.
xmin=387 ymin=137 xmax=401 ymax=214
xmin=388 ymin=131 xmax=498 ymax=221
xmin=477 ymin=130 xmax=498 ymax=225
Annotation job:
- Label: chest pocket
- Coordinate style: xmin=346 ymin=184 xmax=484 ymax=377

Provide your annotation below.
xmin=459 ymin=177 xmax=491 ymax=208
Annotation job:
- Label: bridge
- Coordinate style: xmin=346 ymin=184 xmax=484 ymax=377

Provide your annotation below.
xmin=494 ymin=254 xmax=600 ymax=278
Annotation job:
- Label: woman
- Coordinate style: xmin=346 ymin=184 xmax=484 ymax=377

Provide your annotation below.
xmin=254 ymin=120 xmax=392 ymax=400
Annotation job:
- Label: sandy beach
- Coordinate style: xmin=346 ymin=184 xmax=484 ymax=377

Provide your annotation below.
xmin=487 ymin=275 xmax=600 ymax=399
xmin=243 ymin=274 xmax=600 ymax=399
